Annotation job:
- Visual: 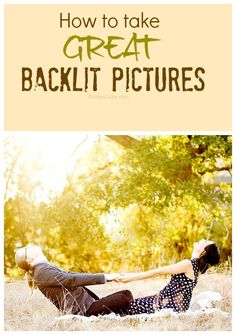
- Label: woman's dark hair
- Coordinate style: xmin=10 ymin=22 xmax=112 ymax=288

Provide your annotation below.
xmin=197 ymin=243 xmax=220 ymax=274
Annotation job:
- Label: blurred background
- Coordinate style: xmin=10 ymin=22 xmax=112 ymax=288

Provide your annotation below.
xmin=4 ymin=134 xmax=232 ymax=278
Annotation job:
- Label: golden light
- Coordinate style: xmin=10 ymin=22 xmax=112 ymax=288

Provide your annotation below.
xmin=5 ymin=133 xmax=99 ymax=202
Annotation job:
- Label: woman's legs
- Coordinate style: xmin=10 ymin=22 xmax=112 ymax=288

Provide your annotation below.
xmin=86 ymin=290 xmax=133 ymax=316
xmin=125 ymin=295 xmax=157 ymax=315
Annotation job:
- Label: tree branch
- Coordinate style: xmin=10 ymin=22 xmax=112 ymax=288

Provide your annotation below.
xmin=106 ymin=135 xmax=139 ymax=149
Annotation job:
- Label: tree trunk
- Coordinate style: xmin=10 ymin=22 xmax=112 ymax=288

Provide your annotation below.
xmin=106 ymin=135 xmax=139 ymax=149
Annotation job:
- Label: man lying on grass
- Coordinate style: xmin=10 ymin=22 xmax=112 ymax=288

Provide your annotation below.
xmin=15 ymin=244 xmax=132 ymax=316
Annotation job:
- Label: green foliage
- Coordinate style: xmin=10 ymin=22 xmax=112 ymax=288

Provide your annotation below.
xmin=104 ymin=136 xmax=232 ymax=269
xmin=4 ymin=135 xmax=232 ymax=277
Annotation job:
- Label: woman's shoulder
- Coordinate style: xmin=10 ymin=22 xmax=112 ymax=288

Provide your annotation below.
xmin=179 ymin=259 xmax=192 ymax=267
xmin=174 ymin=259 xmax=193 ymax=272
xmin=175 ymin=259 xmax=194 ymax=274
xmin=183 ymin=259 xmax=197 ymax=280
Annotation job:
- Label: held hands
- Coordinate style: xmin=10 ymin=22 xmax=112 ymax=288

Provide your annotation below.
xmin=106 ymin=273 xmax=134 ymax=283
xmin=106 ymin=269 xmax=159 ymax=283
xmin=114 ymin=274 xmax=131 ymax=283
xmin=105 ymin=273 xmax=121 ymax=282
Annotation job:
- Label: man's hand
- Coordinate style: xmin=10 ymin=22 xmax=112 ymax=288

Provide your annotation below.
xmin=105 ymin=273 xmax=120 ymax=282
xmin=106 ymin=273 xmax=130 ymax=283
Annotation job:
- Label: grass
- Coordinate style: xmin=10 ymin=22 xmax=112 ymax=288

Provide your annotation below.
xmin=4 ymin=273 xmax=231 ymax=331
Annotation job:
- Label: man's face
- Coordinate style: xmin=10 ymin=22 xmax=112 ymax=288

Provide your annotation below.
xmin=26 ymin=244 xmax=43 ymax=259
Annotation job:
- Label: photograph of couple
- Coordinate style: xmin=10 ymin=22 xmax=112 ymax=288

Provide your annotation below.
xmin=4 ymin=134 xmax=232 ymax=331
xmin=15 ymin=240 xmax=220 ymax=316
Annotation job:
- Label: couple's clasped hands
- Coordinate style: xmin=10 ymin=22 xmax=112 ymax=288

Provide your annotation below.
xmin=106 ymin=273 xmax=133 ymax=283
xmin=105 ymin=271 xmax=156 ymax=283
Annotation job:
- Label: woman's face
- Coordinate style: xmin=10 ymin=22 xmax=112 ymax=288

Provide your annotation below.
xmin=193 ymin=239 xmax=214 ymax=257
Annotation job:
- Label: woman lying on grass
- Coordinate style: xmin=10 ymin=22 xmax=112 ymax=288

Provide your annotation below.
xmin=117 ymin=239 xmax=220 ymax=314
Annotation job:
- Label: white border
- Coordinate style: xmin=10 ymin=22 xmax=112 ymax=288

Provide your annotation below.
xmin=0 ymin=0 xmax=4 ymax=334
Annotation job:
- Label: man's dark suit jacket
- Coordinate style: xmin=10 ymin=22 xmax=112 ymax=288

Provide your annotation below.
xmin=33 ymin=262 xmax=106 ymax=315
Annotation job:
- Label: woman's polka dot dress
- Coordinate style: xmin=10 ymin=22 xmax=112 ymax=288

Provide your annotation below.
xmin=126 ymin=258 xmax=199 ymax=315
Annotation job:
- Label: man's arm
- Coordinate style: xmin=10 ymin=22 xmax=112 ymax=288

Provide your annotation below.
xmin=34 ymin=263 xmax=106 ymax=288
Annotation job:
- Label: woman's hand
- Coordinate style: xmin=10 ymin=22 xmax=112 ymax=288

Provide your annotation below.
xmin=113 ymin=274 xmax=132 ymax=283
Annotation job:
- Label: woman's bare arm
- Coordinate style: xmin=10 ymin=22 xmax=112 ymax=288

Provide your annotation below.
xmin=116 ymin=260 xmax=192 ymax=283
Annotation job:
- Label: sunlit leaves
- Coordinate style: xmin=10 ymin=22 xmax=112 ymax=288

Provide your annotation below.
xmin=4 ymin=135 xmax=232 ymax=277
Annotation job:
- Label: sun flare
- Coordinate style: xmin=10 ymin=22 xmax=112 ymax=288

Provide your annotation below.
xmin=5 ymin=133 xmax=99 ymax=202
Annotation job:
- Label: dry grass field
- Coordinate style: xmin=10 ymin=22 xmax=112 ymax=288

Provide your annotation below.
xmin=4 ymin=273 xmax=231 ymax=331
